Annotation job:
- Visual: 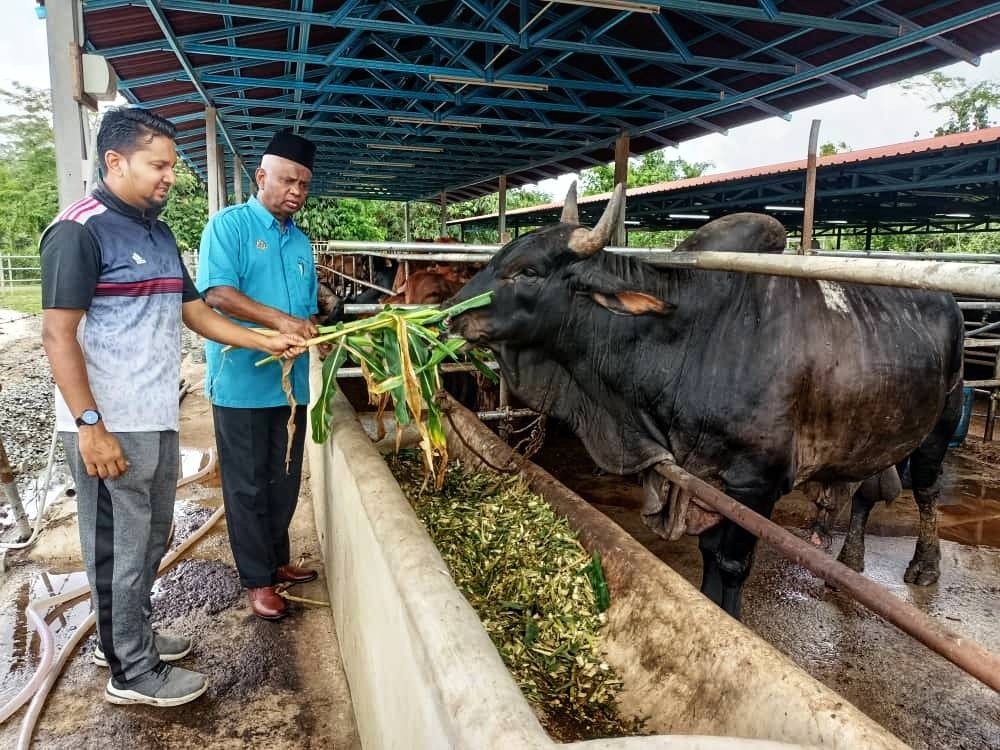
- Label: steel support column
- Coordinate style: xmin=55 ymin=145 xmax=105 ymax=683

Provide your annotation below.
xmin=498 ymin=174 xmax=508 ymax=243
xmin=613 ymin=132 xmax=630 ymax=247
xmin=233 ymin=155 xmax=243 ymax=203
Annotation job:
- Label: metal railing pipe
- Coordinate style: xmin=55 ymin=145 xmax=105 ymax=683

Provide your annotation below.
xmin=654 ymin=462 xmax=1000 ymax=694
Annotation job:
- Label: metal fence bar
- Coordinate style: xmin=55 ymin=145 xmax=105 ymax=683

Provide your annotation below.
xmin=310 ymin=241 xmax=1000 ymax=298
xmin=653 ymin=462 xmax=1000 ymax=694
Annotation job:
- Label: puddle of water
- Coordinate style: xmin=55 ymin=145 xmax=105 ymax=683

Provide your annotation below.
xmin=0 ymin=497 xmax=217 ymax=702
xmin=0 ymin=571 xmax=92 ymax=705
xmin=938 ymin=454 xmax=1000 ymax=548
xmin=179 ymin=446 xmax=210 ymax=480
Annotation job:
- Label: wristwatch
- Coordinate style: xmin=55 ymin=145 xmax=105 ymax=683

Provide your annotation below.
xmin=75 ymin=409 xmax=102 ymax=427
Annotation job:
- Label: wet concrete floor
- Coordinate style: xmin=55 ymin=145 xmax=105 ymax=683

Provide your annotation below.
xmin=0 ymin=370 xmax=359 ymax=749
xmin=530 ymin=422 xmax=1000 ymax=750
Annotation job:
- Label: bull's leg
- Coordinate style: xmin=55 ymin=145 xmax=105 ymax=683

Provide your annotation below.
xmin=904 ymin=384 xmax=963 ymax=585
xmin=837 ymin=487 xmax=875 ymax=572
xmin=699 ymin=486 xmax=778 ymax=620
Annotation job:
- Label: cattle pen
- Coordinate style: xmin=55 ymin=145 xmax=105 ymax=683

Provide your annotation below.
xmin=12 ymin=2 xmax=1000 ymax=748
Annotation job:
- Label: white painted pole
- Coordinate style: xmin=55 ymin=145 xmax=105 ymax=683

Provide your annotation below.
xmin=642 ymin=250 xmax=1000 ymax=298
xmin=321 ymin=240 xmax=1000 ymax=298
xmin=45 ymin=0 xmax=88 ymax=208
xmin=216 ymin=144 xmax=226 ymax=208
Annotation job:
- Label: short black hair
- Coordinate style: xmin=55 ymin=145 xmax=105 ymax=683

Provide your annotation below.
xmin=96 ymin=107 xmax=177 ymax=165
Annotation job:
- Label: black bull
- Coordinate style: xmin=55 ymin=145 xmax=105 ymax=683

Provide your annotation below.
xmin=447 ymin=183 xmax=964 ymax=619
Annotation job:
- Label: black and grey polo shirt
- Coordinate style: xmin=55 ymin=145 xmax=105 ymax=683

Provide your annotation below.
xmin=39 ymin=184 xmax=200 ymax=433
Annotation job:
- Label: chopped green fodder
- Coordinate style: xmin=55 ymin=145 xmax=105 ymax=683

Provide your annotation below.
xmin=388 ymin=450 xmax=645 ymax=741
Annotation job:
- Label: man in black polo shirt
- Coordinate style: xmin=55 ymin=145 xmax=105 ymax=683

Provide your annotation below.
xmin=40 ymin=107 xmax=305 ymax=707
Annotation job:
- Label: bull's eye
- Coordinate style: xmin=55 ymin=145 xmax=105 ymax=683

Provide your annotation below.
xmin=521 ymin=267 xmax=538 ymax=277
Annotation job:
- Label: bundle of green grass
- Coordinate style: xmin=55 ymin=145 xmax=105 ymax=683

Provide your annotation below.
xmin=255 ymin=293 xmax=496 ymax=487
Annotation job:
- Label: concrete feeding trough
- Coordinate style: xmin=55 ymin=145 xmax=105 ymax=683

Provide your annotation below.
xmin=307 ymin=382 xmax=907 ymax=750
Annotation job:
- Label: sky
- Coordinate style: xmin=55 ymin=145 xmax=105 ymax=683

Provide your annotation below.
xmin=2 ymin=3 xmax=998 ymax=197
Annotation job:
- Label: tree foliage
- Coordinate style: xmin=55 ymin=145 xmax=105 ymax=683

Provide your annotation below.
xmin=0 ymin=83 xmax=58 ymax=253
xmin=819 ymin=141 xmax=850 ymax=156
xmin=902 ymin=72 xmax=1000 ymax=136
xmin=160 ymin=160 xmax=208 ymax=251
xmin=580 ymin=150 xmax=711 ymax=196
xmin=296 ymin=196 xmax=387 ymax=241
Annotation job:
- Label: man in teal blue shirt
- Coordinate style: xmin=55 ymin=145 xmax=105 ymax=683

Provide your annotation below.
xmin=197 ymin=131 xmax=320 ymax=620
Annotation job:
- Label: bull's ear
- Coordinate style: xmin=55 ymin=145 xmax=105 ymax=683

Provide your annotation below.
xmin=590 ymin=291 xmax=674 ymax=316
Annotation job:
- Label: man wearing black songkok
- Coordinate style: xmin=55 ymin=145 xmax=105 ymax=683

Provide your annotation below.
xmin=196 ymin=130 xmax=321 ymax=620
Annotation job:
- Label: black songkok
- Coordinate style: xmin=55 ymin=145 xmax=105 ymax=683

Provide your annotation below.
xmin=263 ymin=130 xmax=316 ymax=171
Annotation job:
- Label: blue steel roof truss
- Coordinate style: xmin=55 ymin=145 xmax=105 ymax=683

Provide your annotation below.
xmin=78 ymin=0 xmax=1000 ymax=202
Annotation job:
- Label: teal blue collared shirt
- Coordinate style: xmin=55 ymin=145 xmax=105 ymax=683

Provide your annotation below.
xmin=196 ymin=196 xmax=318 ymax=408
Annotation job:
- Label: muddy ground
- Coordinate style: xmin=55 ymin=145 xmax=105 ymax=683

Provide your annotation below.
xmin=1 ymin=314 xmax=359 ymax=749
xmin=530 ymin=420 xmax=1000 ymax=750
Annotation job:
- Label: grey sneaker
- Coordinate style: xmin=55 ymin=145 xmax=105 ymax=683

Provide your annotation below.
xmin=94 ymin=633 xmax=192 ymax=667
xmin=105 ymin=663 xmax=208 ymax=707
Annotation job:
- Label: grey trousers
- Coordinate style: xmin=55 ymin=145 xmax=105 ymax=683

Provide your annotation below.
xmin=62 ymin=430 xmax=178 ymax=684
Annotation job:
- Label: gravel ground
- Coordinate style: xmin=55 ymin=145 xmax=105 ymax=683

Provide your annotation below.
xmin=0 ymin=313 xmax=206 ymax=536
xmin=0 ymin=313 xmax=56 ymax=473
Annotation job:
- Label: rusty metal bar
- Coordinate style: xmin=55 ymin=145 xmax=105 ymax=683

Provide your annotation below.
xmin=0 ymin=432 xmax=31 ymax=542
xmin=317 ymin=266 xmax=394 ymax=296
xmin=800 ymin=119 xmax=820 ymax=255
xmin=654 ymin=462 xmax=1000 ymax=694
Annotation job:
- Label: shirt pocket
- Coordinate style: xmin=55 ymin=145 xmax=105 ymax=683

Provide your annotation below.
xmin=288 ymin=252 xmax=314 ymax=316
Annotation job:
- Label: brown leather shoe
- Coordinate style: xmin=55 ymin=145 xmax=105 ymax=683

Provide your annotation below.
xmin=248 ymin=586 xmax=287 ymax=620
xmin=275 ymin=564 xmax=318 ymax=585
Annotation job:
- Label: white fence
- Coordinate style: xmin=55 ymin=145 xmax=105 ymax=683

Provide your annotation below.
xmin=0 ymin=255 xmax=41 ymax=290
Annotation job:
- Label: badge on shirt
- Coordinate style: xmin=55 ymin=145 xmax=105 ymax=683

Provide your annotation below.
xmin=256 ymin=240 xmax=268 ymax=251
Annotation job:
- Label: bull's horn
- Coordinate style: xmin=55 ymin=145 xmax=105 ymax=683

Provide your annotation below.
xmin=568 ymin=182 xmax=625 ymax=256
xmin=560 ymin=181 xmax=579 ymax=224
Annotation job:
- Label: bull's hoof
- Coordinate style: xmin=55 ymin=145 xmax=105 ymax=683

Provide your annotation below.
xmin=836 ymin=544 xmax=865 ymax=573
xmin=904 ymin=559 xmax=940 ymax=586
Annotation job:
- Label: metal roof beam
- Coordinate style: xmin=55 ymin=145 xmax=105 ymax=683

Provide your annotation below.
xmin=182 ymin=42 xmax=327 ymax=64
xmin=191 ymin=95 xmax=623 ymax=133
xmin=326 ymin=57 xmax=725 ymax=101
xmin=637 ymin=3 xmax=1000 ymax=137
xmin=688 ymin=14 xmax=867 ymax=99
xmin=531 ymin=37 xmax=794 ymax=76
xmin=199 ymin=117 xmax=584 ymax=147
xmin=643 ymin=1 xmax=901 ymax=37
xmin=843 ymin=0 xmax=980 ymax=66
xmin=95 ymin=20 xmax=293 ymax=58
xmin=141 ymin=0 xmax=249 ymax=182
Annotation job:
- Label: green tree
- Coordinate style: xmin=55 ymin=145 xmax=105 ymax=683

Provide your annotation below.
xmin=902 ymin=72 xmax=1000 ymax=136
xmin=580 ymin=150 xmax=712 ymax=196
xmin=819 ymin=141 xmax=850 ymax=156
xmin=0 ymin=83 xmax=58 ymax=254
xmin=295 ymin=196 xmax=386 ymax=241
xmin=160 ymin=160 xmax=208 ymax=251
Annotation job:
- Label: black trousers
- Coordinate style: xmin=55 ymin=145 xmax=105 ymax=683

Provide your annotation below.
xmin=213 ymin=405 xmax=307 ymax=588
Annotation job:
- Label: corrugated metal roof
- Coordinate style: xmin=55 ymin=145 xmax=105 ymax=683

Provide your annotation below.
xmin=71 ymin=0 xmax=1000 ymax=203
xmin=450 ymin=126 xmax=1000 ymax=233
